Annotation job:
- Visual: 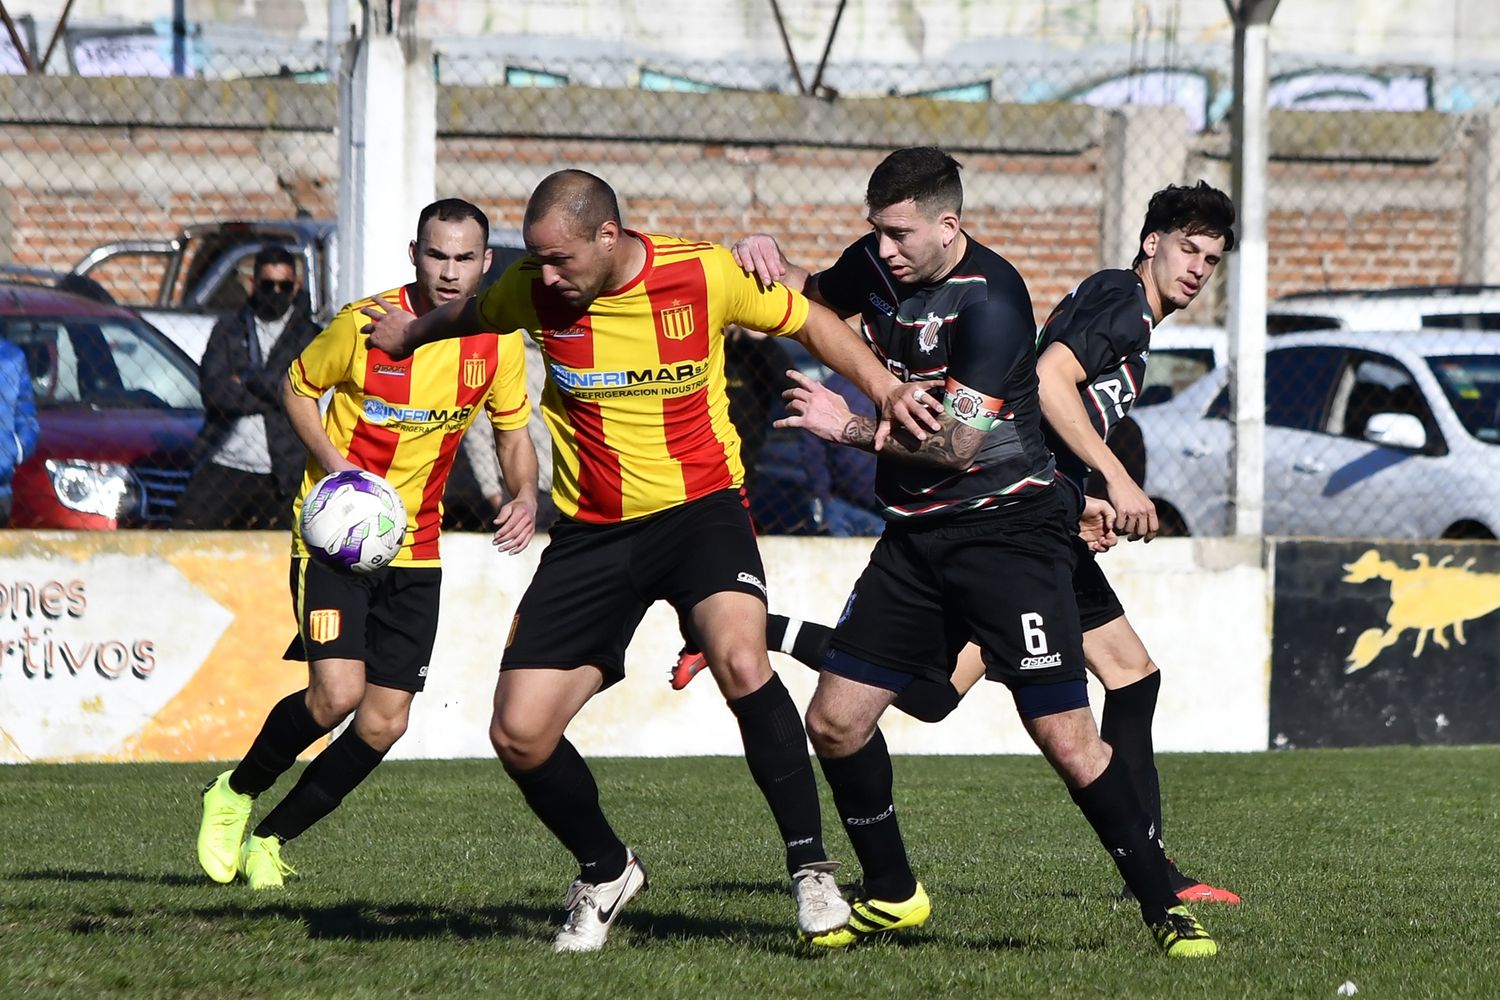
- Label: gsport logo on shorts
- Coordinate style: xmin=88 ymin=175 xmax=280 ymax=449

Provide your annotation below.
xmin=736 ymin=572 xmax=767 ymax=598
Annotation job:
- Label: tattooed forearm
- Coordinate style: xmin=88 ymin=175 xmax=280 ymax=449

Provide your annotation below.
xmin=885 ymin=418 xmax=984 ymax=467
xmin=840 ymin=415 xmax=877 ymax=449
xmin=841 ymin=413 xmax=983 ymax=468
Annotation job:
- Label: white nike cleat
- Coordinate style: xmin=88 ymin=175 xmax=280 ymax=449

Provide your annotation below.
xmin=553 ymin=848 xmax=649 ymax=953
xmin=793 ymin=860 xmax=851 ymax=935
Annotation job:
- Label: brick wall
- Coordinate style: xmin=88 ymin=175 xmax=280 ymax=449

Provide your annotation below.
xmin=1267 ymin=155 xmax=1468 ymax=296
xmin=0 ymin=77 xmax=1481 ymax=324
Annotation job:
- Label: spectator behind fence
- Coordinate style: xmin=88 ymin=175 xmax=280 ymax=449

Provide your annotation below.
xmin=799 ymin=371 xmax=884 ymax=536
xmin=461 ymin=333 xmax=559 ymax=531
xmin=174 ymin=245 xmax=321 ymax=529
xmin=725 ymin=324 xmax=794 ymax=481
xmin=0 ymin=339 xmax=41 ymax=526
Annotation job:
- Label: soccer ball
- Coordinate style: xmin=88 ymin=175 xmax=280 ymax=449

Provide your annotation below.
xmin=299 ymin=470 xmax=406 ymax=574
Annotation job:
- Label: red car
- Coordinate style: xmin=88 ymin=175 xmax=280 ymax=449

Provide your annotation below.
xmin=0 ymin=282 xmax=202 ymax=528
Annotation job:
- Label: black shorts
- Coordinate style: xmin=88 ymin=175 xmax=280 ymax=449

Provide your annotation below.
xmin=503 ymin=488 xmax=766 ymax=687
xmin=1072 ymin=534 xmax=1126 ymax=632
xmin=283 ymin=557 xmax=442 ymax=693
xmin=1054 ymin=473 xmax=1127 ymax=632
xmin=825 ymin=491 xmax=1085 ymax=690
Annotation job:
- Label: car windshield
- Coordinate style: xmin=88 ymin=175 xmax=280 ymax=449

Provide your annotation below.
xmin=1428 ymin=355 xmax=1500 ymax=443
xmin=0 ymin=313 xmax=200 ymax=411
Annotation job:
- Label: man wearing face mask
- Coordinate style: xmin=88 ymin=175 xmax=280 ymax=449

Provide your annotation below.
xmin=175 ymin=245 xmax=321 ymax=529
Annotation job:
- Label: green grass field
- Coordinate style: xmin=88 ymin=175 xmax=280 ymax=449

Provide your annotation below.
xmin=2 ymin=747 xmax=1495 ymax=998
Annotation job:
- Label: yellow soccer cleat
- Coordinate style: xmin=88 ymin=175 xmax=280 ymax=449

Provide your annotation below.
xmin=240 ymin=834 xmax=295 ymax=890
xmin=197 ymin=770 xmax=252 ymax=884
xmin=802 ymin=882 xmax=931 ymax=949
xmin=1150 ymin=904 xmax=1219 ymax=958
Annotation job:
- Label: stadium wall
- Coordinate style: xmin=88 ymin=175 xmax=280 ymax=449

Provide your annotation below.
xmin=0 ymin=531 xmax=1268 ymax=763
xmin=1 ymin=77 xmax=1495 ymax=320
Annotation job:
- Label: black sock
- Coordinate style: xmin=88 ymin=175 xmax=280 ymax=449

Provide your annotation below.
xmin=892 ymin=678 xmax=963 ymax=723
xmin=1068 ymin=752 xmax=1176 ymax=924
xmin=230 ymin=690 xmax=335 ymax=797
xmin=506 ymin=738 xmax=628 ymax=883
xmin=728 ymin=673 xmax=826 ymax=876
xmin=1100 ymin=671 xmax=1163 ymax=841
xmin=255 ymin=728 xmax=387 ymax=842
xmin=677 ymin=614 xmax=700 ymax=657
xmin=817 ymin=728 xmax=916 ymax=902
xmin=766 ymin=615 xmax=833 ymax=671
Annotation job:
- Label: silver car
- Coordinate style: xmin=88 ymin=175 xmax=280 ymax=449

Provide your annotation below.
xmin=1133 ymin=331 xmax=1500 ymax=539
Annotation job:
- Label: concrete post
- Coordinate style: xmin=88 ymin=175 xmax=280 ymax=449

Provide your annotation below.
xmin=1462 ymin=111 xmax=1500 ymax=286
xmin=1101 ymin=106 xmax=1191 ymax=270
xmin=335 ymin=16 xmax=435 ymax=309
xmin=1227 ymin=7 xmax=1274 ymax=539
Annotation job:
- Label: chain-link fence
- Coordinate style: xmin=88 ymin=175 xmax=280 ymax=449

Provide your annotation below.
xmin=4 ymin=19 xmax=1500 ymax=538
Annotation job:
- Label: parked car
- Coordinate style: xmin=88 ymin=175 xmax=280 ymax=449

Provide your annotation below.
xmin=70 ymin=219 xmax=527 ymax=362
xmin=1268 ymin=284 xmax=1500 ymax=334
xmin=1138 ymin=322 xmax=1226 ymax=407
xmin=1133 ymin=330 xmax=1500 ymax=539
xmin=66 ymin=222 xmax=532 ymax=532
xmin=0 ymin=282 xmax=202 ymax=528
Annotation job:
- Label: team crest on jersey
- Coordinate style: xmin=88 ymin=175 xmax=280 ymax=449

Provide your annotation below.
xmin=660 ymin=303 xmax=695 ymax=340
xmin=917 ymin=313 xmax=943 ymax=354
xmin=307 ymin=609 xmax=341 ymax=644
xmin=463 ymin=356 xmax=487 ymax=389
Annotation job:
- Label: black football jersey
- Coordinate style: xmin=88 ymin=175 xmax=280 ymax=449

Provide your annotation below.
xmin=1034 ymin=269 xmax=1154 ymax=486
xmin=816 ymin=232 xmax=1055 ymax=519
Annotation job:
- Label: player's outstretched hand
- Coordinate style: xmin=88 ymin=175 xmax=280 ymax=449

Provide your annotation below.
xmin=730 ymin=234 xmax=788 ymax=287
xmin=1078 ymin=495 xmax=1119 ymax=553
xmin=875 ymin=379 xmax=945 ymax=450
xmin=361 ymin=295 xmax=418 ymax=360
xmin=774 ymin=369 xmax=856 ymax=443
xmin=491 ymin=494 xmax=537 ymax=554
xmin=1107 ymin=476 xmax=1158 ymax=542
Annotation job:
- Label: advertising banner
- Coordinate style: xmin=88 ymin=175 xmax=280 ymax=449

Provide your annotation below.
xmin=1269 ymin=540 xmax=1500 ymax=748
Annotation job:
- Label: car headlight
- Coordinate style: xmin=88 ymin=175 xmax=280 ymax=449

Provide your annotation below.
xmin=44 ymin=460 xmax=142 ymax=520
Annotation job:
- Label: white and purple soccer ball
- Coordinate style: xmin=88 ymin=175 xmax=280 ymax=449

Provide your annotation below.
xmin=299 ymin=470 xmax=407 ymax=574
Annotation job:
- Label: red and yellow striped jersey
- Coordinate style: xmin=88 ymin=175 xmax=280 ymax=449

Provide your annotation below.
xmin=288 ymin=285 xmax=531 ymax=567
xmin=476 ymin=232 xmax=810 ymax=523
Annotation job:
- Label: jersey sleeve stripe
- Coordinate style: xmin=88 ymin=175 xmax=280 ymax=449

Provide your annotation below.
xmin=771 ymin=288 xmax=796 ymax=332
xmin=290 ymin=356 xmax=328 ymax=395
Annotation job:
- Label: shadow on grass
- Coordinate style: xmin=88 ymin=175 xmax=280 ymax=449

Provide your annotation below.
xmin=12 ymin=868 xmax=200 ymax=887
xmin=10 ymin=868 xmax=804 ymax=951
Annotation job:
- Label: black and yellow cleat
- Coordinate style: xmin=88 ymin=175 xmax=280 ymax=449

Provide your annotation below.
xmin=1150 ymin=904 xmax=1218 ymax=958
xmin=801 ymin=882 xmax=931 ymax=949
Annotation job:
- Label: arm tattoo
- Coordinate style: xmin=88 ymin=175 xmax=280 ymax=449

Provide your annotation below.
xmin=841 ymin=413 xmax=984 ymax=468
xmin=841 ymin=415 xmax=877 ymax=449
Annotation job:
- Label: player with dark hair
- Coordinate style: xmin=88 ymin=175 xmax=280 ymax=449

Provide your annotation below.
xmin=196 ymin=199 xmax=539 ymax=889
xmin=364 ymin=169 xmax=940 ymax=952
xmin=720 ymin=180 xmax=1240 ymax=906
xmin=723 ymin=147 xmax=1220 ymax=957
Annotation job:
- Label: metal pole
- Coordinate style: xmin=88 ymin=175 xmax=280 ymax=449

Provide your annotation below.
xmin=808 ymin=0 xmax=847 ymax=96
xmin=766 ymin=0 xmax=806 ymax=96
xmin=37 ymin=0 xmax=76 ymax=73
xmin=172 ymin=0 xmax=186 ymax=76
xmin=0 ymin=2 xmax=34 ymax=74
